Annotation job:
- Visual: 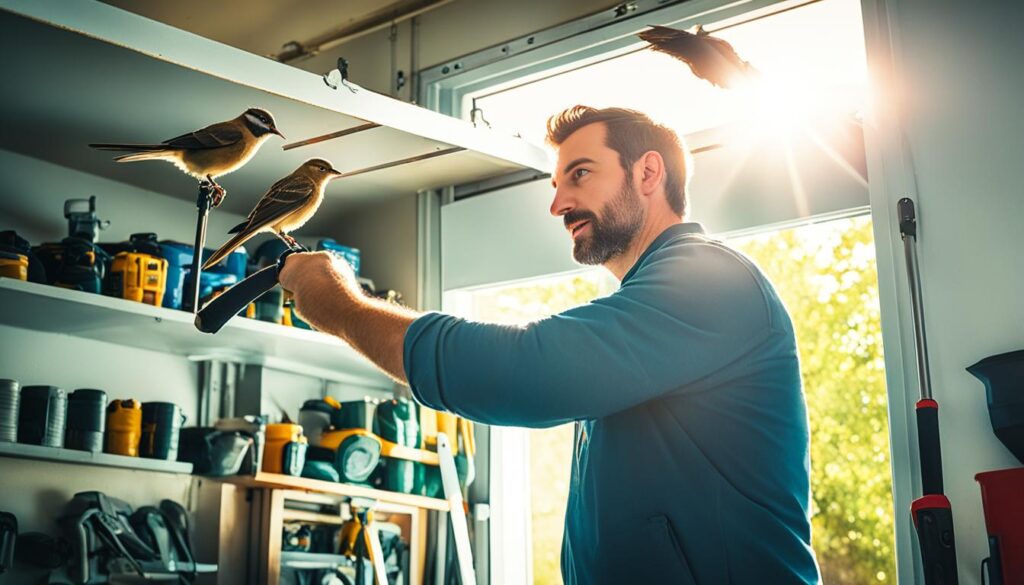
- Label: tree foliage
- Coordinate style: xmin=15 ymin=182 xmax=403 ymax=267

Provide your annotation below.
xmin=735 ymin=216 xmax=895 ymax=584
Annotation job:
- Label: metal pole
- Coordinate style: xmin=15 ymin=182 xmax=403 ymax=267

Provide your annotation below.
xmin=899 ymin=200 xmax=933 ymax=400
xmin=190 ymin=181 xmax=214 ymax=313
xmin=898 ymin=197 xmax=958 ymax=584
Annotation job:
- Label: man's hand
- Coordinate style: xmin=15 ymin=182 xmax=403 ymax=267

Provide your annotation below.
xmin=279 ymin=251 xmax=360 ymax=334
xmin=277 ymin=250 xmax=419 ymax=384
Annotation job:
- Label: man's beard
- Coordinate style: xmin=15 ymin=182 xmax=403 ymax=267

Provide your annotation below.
xmin=566 ymin=180 xmax=645 ymax=265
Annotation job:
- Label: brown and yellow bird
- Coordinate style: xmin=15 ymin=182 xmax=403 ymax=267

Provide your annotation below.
xmin=89 ymin=107 xmax=284 ymax=206
xmin=201 ymin=158 xmax=342 ymax=269
xmin=638 ymin=25 xmax=759 ymax=89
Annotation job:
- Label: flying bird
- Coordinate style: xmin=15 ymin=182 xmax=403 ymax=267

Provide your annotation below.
xmin=638 ymin=24 xmax=759 ymax=89
xmin=201 ymin=158 xmax=342 ymax=270
xmin=90 ymin=108 xmax=284 ymax=206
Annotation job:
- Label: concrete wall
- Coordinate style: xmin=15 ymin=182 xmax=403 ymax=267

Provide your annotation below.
xmin=862 ymin=0 xmax=1024 ymax=582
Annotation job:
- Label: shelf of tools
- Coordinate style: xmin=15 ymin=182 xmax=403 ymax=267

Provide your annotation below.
xmin=190 ymin=397 xmax=477 ymax=585
xmin=0 ymin=0 xmax=546 ymax=583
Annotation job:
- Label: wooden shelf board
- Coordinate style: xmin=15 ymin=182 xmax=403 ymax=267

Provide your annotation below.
xmin=222 ymin=472 xmax=450 ymax=512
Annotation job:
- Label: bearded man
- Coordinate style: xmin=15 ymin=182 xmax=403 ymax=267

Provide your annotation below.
xmin=280 ymin=106 xmax=821 ymax=584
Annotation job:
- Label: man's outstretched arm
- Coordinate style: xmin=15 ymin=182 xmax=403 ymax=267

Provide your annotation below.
xmin=278 ymin=251 xmax=419 ymax=384
xmin=278 ymin=244 xmax=773 ymax=429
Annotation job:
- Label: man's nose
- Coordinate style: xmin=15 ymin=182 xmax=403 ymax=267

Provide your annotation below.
xmin=550 ymin=186 xmax=575 ymax=217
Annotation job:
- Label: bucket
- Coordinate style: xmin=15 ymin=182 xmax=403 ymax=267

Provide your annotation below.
xmin=264 ymin=423 xmax=307 ymax=476
xmin=106 ymin=399 xmax=142 ymax=456
xmin=17 ymin=386 xmax=66 ymax=447
xmin=975 ymin=467 xmax=1024 ymax=585
xmin=0 ymin=380 xmax=19 ymax=443
xmin=66 ymin=389 xmax=107 ymax=452
xmin=299 ymin=400 xmax=335 ymax=447
xmin=140 ymin=402 xmax=185 ymax=460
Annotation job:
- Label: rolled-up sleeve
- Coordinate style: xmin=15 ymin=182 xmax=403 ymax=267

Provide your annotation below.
xmin=404 ymin=243 xmax=775 ymax=428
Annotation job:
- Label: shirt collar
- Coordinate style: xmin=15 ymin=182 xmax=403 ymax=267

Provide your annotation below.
xmin=621 ymin=222 xmax=706 ymax=284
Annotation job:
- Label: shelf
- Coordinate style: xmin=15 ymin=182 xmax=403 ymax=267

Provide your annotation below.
xmin=222 ymin=472 xmax=450 ymax=512
xmin=0 ymin=278 xmax=392 ymax=388
xmin=0 ymin=440 xmax=193 ymax=474
xmin=280 ymin=551 xmax=352 ymax=571
xmin=0 ymin=1 xmax=549 ymax=228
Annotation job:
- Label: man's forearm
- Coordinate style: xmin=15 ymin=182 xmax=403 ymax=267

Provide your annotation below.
xmin=297 ymin=285 xmax=420 ymax=384
xmin=329 ymin=292 xmax=419 ymax=384
xmin=279 ymin=252 xmax=422 ymax=385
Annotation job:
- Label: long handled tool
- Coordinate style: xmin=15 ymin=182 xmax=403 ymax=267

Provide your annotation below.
xmin=438 ymin=432 xmax=476 ymax=585
xmin=898 ymin=197 xmax=958 ymax=584
xmin=188 ymin=181 xmax=216 ymax=314
xmin=194 ymin=250 xmax=297 ymax=333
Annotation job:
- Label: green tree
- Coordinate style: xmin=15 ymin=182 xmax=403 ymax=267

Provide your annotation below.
xmin=735 ymin=216 xmax=895 ymax=584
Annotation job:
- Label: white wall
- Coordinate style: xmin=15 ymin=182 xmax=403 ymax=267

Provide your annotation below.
xmin=334 ymin=194 xmax=421 ymax=308
xmin=0 ymin=147 xmax=255 ymax=424
xmin=862 ymin=0 xmax=1024 ymax=582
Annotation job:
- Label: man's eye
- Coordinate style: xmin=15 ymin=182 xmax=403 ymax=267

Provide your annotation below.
xmin=573 ymin=168 xmax=589 ymax=180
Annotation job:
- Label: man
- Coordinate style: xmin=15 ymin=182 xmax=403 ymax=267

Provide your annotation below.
xmin=279 ymin=106 xmax=821 ymax=584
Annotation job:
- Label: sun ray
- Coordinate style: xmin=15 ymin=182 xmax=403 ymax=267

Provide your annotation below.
xmin=802 ymin=123 xmax=869 ymax=188
xmin=781 ymin=132 xmax=811 ymax=218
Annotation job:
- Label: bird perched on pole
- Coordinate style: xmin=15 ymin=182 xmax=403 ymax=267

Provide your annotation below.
xmin=90 ymin=108 xmax=285 ymax=207
xmin=638 ymin=24 xmax=759 ymax=89
xmin=201 ymin=158 xmax=342 ymax=270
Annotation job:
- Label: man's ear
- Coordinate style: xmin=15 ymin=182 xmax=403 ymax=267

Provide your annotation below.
xmin=638 ymin=151 xmax=665 ymax=197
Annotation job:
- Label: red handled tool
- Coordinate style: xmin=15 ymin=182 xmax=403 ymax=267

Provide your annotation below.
xmin=898 ymin=197 xmax=958 ymax=584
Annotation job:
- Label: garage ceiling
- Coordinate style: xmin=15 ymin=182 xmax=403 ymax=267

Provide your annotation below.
xmin=100 ymin=0 xmax=446 ymax=58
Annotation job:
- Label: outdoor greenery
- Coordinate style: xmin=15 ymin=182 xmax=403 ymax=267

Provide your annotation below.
xmin=470 ymin=216 xmax=894 ymax=584
xmin=735 ymin=216 xmax=895 ymax=584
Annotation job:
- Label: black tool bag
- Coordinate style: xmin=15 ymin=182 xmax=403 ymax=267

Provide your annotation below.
xmin=60 ymin=491 xmax=199 ymax=584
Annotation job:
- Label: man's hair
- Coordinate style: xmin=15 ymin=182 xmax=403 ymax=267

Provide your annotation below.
xmin=546 ymin=106 xmax=690 ymax=217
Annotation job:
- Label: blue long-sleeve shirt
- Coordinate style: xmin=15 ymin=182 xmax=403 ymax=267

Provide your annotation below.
xmin=405 ymin=223 xmax=820 ymax=584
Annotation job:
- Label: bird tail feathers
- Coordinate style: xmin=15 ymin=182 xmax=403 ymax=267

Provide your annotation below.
xmin=202 ymin=229 xmax=259 ymax=271
xmin=227 ymin=219 xmax=249 ymax=234
xmin=89 ymin=142 xmax=174 ymax=151
xmin=111 ymin=150 xmax=179 ymax=163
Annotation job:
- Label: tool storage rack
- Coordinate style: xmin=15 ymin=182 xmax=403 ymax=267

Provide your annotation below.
xmin=0 ymin=0 xmax=546 ymax=583
xmin=194 ymin=474 xmax=449 ymax=585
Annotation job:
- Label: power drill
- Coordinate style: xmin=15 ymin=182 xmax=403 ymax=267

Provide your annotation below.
xmin=32 ymin=196 xmax=111 ymax=293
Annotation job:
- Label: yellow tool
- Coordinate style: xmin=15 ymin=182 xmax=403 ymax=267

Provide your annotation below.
xmin=105 ymin=399 xmax=142 ymax=457
xmin=422 ymin=408 xmax=474 ymax=456
xmin=108 ymin=251 xmax=168 ymax=306
xmin=263 ymin=423 xmax=307 ymax=475
xmin=0 ymin=253 xmax=28 ymax=280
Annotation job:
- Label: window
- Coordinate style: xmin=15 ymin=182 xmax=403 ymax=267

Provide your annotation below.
xmin=733 ymin=216 xmax=895 ymax=584
xmin=468 ymin=0 xmax=867 ymax=151
xmin=447 ymin=271 xmax=617 ymax=585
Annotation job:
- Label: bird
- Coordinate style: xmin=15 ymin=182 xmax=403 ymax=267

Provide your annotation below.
xmin=201 ymin=158 xmax=342 ymax=270
xmin=89 ymin=107 xmax=285 ymax=207
xmin=638 ymin=24 xmax=759 ymax=89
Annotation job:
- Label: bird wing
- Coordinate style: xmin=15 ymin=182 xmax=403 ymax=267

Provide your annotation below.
xmin=163 ymin=120 xmax=244 ymax=150
xmin=638 ymin=25 xmax=757 ymax=89
xmin=240 ymin=174 xmax=317 ymax=232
